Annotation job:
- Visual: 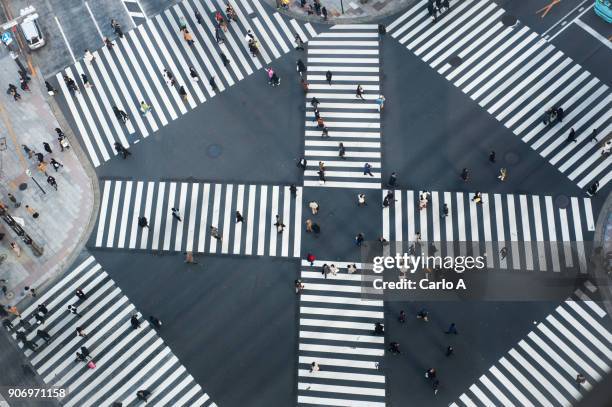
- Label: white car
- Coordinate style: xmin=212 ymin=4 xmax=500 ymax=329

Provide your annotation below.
xmin=19 ymin=9 xmax=45 ymax=50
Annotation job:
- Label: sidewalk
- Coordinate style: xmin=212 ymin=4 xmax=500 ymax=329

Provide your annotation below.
xmin=266 ymin=0 xmax=415 ymax=23
xmin=0 ymin=47 xmax=97 ymax=309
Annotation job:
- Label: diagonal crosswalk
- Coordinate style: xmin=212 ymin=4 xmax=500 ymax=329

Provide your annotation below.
xmin=6 ymin=256 xmax=216 ymax=407
xmin=451 ymin=281 xmax=612 ymax=407
xmin=56 ymin=0 xmax=317 ymax=168
xmin=94 ymin=180 xmax=303 ymax=257
xmin=381 ymin=189 xmax=595 ymax=273
xmin=387 ymin=0 xmax=612 ymax=191
xmin=297 ymin=260 xmax=386 ymax=407
xmin=304 ymin=24 xmax=382 ymax=189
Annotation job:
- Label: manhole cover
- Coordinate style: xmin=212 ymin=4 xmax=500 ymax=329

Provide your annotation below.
xmin=555 ymin=195 xmax=570 ymax=208
xmin=449 ymin=56 xmax=463 ymax=67
xmin=504 ymin=152 xmax=519 ymax=165
xmin=206 ymin=144 xmax=223 ymax=158
xmin=19 ymin=183 xmax=27 ymax=191
xmin=502 ymin=14 xmax=518 ymax=27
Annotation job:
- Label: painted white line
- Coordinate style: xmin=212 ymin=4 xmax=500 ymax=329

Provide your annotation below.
xmin=221 ymin=184 xmax=233 ymax=254
xmin=245 ymin=185 xmax=256 ymax=255
xmin=293 ymin=187 xmax=302 ymax=258
xmin=174 ymin=182 xmax=189 ymax=251
xmin=258 ymin=186 xmax=268 ymax=256
xmin=575 ymin=18 xmax=612 ymax=50
xmin=197 ymin=183 xmax=211 ymax=253
xmin=95 ymin=181 xmax=111 ymax=246
xmin=84 ymin=2 xmax=104 ymax=40
xmin=128 ymin=181 xmax=143 ymax=249
xmin=269 ymin=186 xmax=279 ymax=256
xmin=117 ymin=181 xmax=133 ymax=248
xmin=54 ymin=16 xmax=76 ymax=63
xmin=163 ymin=182 xmax=177 ymax=251
xmin=151 ymin=182 xmax=166 ymax=251
xmin=140 ymin=182 xmax=154 ymax=249
xmin=209 ymin=184 xmax=222 ymax=253
xmin=281 ymin=186 xmax=291 ymax=257
xmin=106 ymin=181 xmax=122 ymax=248
xmin=186 ymin=183 xmax=199 ymax=252
xmin=548 ymin=4 xmax=596 ymax=41
xmin=234 ymin=185 xmax=245 ymax=254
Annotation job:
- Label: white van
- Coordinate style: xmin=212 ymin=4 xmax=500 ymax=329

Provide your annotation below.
xmin=19 ymin=10 xmax=45 ymax=50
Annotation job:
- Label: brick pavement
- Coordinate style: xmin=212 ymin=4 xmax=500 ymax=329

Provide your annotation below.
xmin=266 ymin=0 xmax=415 ymax=23
xmin=0 ymin=47 xmax=97 ymax=309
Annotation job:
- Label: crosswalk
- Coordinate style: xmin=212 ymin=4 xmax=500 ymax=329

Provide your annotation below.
xmin=387 ymin=0 xmax=612 ymax=191
xmin=56 ymin=0 xmax=317 ymax=167
xmin=452 ymin=280 xmax=612 ymax=407
xmin=304 ymin=25 xmax=382 ymax=189
xmin=94 ymin=180 xmax=303 ymax=257
xmin=297 ymin=260 xmax=386 ymax=407
xmin=6 ymin=256 xmax=215 ymax=407
xmin=381 ymin=189 xmax=596 ymax=273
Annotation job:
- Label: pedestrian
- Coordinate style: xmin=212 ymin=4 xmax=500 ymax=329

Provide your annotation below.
xmin=399 ymin=310 xmax=406 ymax=323
xmin=376 ymin=94 xmax=386 ymax=111
xmin=76 ymin=326 xmax=87 ymax=337
xmin=138 ymin=216 xmax=149 ymax=228
xmin=326 ymin=70 xmax=332 ymax=85
xmin=24 ymin=340 xmax=39 ymax=352
xmin=433 ymin=379 xmax=440 ymax=395
xmin=338 ymin=142 xmax=347 ymax=159
xmin=556 ymin=107 xmax=564 ymax=122
xmin=20 ymin=78 xmax=30 ymax=92
xmin=307 ymin=253 xmax=316 ymax=266
xmin=388 ymin=342 xmax=401 ymax=354
xmin=425 ymin=367 xmax=436 ymax=379
xmin=500 ymin=246 xmax=507 ymax=260
xmin=446 ymin=345 xmax=454 ymax=356
xmin=321 ymin=127 xmax=329 ymax=138
xmin=67 ymin=304 xmax=81 ymax=317
xmin=445 ymin=322 xmax=458 ymax=334
xmin=34 ymin=313 xmax=46 ymax=325
xmin=76 ymin=288 xmax=87 ymax=300
xmin=347 ymin=264 xmax=357 ymax=274
xmin=576 ymin=373 xmax=586 ymax=384
xmin=355 ymin=84 xmax=365 ymax=100
xmin=296 ymin=59 xmax=307 ymax=76
xmin=104 ymin=37 xmax=115 ymax=49
xmin=309 ymin=201 xmax=319 ymax=215
xmin=210 ymin=226 xmax=222 ymax=240
xmin=140 ymin=101 xmax=151 ymax=115
xmin=10 ymin=242 xmax=21 ymax=257
xmin=295 ymin=34 xmax=305 ymax=51
xmin=50 ymin=158 xmax=63 ymax=171
xmin=215 ymin=27 xmax=224 ymax=44
xmin=236 ymin=211 xmax=244 ymax=223
xmin=601 ymin=140 xmax=611 ymax=156
xmin=183 ymin=29 xmax=194 ymax=46
xmin=274 ymin=215 xmax=286 ymax=233
xmin=80 ymin=346 xmax=91 ymax=360
xmin=81 ymin=73 xmax=93 ymax=89
xmin=84 ymin=49 xmax=95 ymax=64
xmin=417 ymin=308 xmax=429 ymax=321
xmin=45 ymin=81 xmax=58 ymax=96
xmin=189 ymin=67 xmax=199 ymax=82
xmin=305 ymin=218 xmax=313 ymax=232
xmin=358 ymin=193 xmax=367 ymax=206
xmin=7 ymin=193 xmax=20 ymax=208
xmin=441 ymin=203 xmax=448 ymax=218
xmin=130 ymin=314 xmax=141 ymax=329
xmin=149 ymin=316 xmax=163 ymax=329
xmin=289 ymin=184 xmax=297 ymax=196
xmin=295 ymin=279 xmax=304 ymax=294
xmin=428 ymin=1 xmax=438 ymax=22
xmin=25 ymin=205 xmax=39 ymax=219
xmin=8 ymin=85 xmax=21 ymax=101
xmin=194 ymin=9 xmax=203 ymax=24
xmin=76 ymin=351 xmax=87 ymax=362
xmin=43 ymin=141 xmax=53 ymax=154
xmin=38 ymin=304 xmax=49 ymax=315
xmin=47 ymin=175 xmax=58 ymax=190
xmin=136 ymin=390 xmax=151 ymax=402
xmin=498 ymin=167 xmax=507 ymax=181
xmin=442 ymin=0 xmax=450 ymax=10
xmin=321 ymin=6 xmax=328 ymax=20
xmin=317 ymin=116 xmax=325 ymax=128
xmin=310 ymin=96 xmax=319 ymax=109
xmin=209 ymin=76 xmax=218 ymax=92
xmin=317 ymin=169 xmax=326 ymax=184
xmin=489 ymin=150 xmax=496 ymax=162
xmin=57 ymin=130 xmax=69 ymax=151
xmin=460 ymin=167 xmax=469 ymax=182
xmin=355 ymin=233 xmax=365 ymax=247
xmin=297 ymin=157 xmax=307 ymax=170
xmin=363 ymin=163 xmax=374 ymax=176
xmin=114 ymin=142 xmax=131 ymax=159
xmin=113 ymin=106 xmax=129 ymax=123
xmin=6 ymin=305 xmax=21 ymax=317
xmin=35 ymin=151 xmax=45 ymax=163
xmin=388 ymin=172 xmax=397 ymax=187
xmin=178 ymin=85 xmax=188 ymax=102
xmin=310 ymin=361 xmax=320 ymax=373
xmin=184 ymin=251 xmax=197 ymax=264
xmin=220 ymin=52 xmax=230 ymax=67
xmin=163 ymin=69 xmax=176 ymax=87
xmin=171 ymin=207 xmax=182 ymax=222
xmin=301 ymin=78 xmax=309 ymax=93
xmin=37 ymin=328 xmax=51 ymax=342
xmin=472 ymin=191 xmax=483 ymax=204
xmin=587 ymin=181 xmax=599 ymax=197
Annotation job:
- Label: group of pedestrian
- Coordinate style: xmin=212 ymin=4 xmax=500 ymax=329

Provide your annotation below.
xmin=427 ymin=0 xmax=451 ymax=23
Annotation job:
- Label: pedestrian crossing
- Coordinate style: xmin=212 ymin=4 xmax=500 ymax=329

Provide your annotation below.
xmin=451 ymin=280 xmax=612 ymax=407
xmin=381 ymin=189 xmax=596 ymax=273
xmin=387 ymin=0 xmax=612 ymax=191
xmin=304 ymin=24 xmax=382 ymax=189
xmin=94 ymin=179 xmax=303 ymax=257
xmin=56 ymin=0 xmax=318 ymax=168
xmin=297 ymin=260 xmax=386 ymax=407
xmin=6 ymin=256 xmax=216 ymax=407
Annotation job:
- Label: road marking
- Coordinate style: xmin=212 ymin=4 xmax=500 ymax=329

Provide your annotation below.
xmin=54 ymin=16 xmax=76 ymax=63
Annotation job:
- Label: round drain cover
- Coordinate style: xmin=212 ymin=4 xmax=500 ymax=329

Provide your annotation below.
xmin=19 ymin=183 xmax=27 ymax=191
xmin=449 ymin=56 xmax=463 ymax=67
xmin=555 ymin=195 xmax=570 ymax=209
xmin=206 ymin=144 xmax=223 ymax=158
xmin=502 ymin=14 xmax=518 ymax=27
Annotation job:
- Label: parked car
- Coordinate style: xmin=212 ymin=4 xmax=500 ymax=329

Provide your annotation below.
xmin=19 ymin=9 xmax=45 ymax=50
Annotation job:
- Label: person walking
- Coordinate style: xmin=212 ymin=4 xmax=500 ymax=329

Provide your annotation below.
xmin=130 ymin=314 xmax=141 ymax=329
xmin=163 ymin=69 xmax=176 ymax=87
xmin=184 ymin=251 xmax=197 ymax=264
xmin=113 ymin=106 xmax=129 ymax=123
xmin=310 ymin=96 xmax=319 ymax=109
xmin=297 ymin=157 xmax=307 ymax=170
xmin=446 ymin=345 xmax=454 ymax=356
xmin=357 ymin=193 xmax=367 ymax=206
xmin=138 ymin=216 xmax=149 ymax=228
xmin=355 ymin=233 xmax=365 ymax=247
xmin=425 ymin=367 xmax=437 ymax=379
xmin=498 ymin=167 xmax=508 ymax=181
xmin=294 ymin=34 xmax=304 ymax=50
xmin=220 ymin=52 xmax=231 ymax=67
xmin=38 ymin=304 xmax=49 ymax=315
xmin=460 ymin=168 xmax=469 ymax=182
xmin=306 ymin=253 xmax=316 ymax=266
xmin=37 ymin=328 xmax=51 ymax=342
xmin=209 ymin=76 xmax=218 ymax=92
xmin=305 ymin=219 xmax=313 ymax=232
xmin=45 ymin=81 xmax=58 ymax=96
xmin=189 ymin=67 xmax=200 ymax=82
xmin=76 ymin=326 xmax=87 ymax=337
xmin=210 ymin=226 xmax=222 ymax=240
xmin=309 ymin=201 xmax=319 ymax=215
xmin=140 ymin=101 xmax=152 ymax=115
xmin=338 ymin=142 xmax=346 ymax=159
xmin=388 ymin=172 xmax=397 ymax=187
xmin=76 ymin=288 xmax=87 ymax=300
xmin=8 ymin=192 xmax=20 ymax=208
xmin=295 ymin=279 xmax=305 ymax=294
xmin=274 ymin=215 xmax=286 ymax=233
xmin=136 ymin=390 xmax=151 ymax=402
xmin=171 ymin=207 xmax=182 ymax=222
xmin=10 ymin=242 xmax=21 ymax=257
xmin=296 ymin=59 xmax=307 ymax=77
xmin=472 ymin=191 xmax=483 ymax=204
xmin=34 ymin=313 xmax=46 ymax=325
xmin=587 ymin=181 xmax=599 ymax=197
xmin=183 ymin=29 xmax=195 ymax=46
xmin=47 ymin=175 xmax=58 ymax=190
xmin=321 ymin=127 xmax=329 ymax=138
xmin=417 ymin=308 xmax=429 ymax=321
xmin=363 ymin=163 xmax=374 ymax=176
xmin=67 ymin=304 xmax=81 ymax=317
xmin=289 ymin=184 xmax=297 ymax=195
xmin=6 ymin=305 xmax=21 ymax=317
xmin=489 ymin=150 xmax=496 ymax=162
xmin=43 ymin=142 xmax=53 ymax=154
xmin=500 ymin=247 xmax=507 ymax=260
xmin=50 ymin=158 xmax=63 ymax=171
xmin=178 ymin=85 xmax=188 ymax=103
xmin=81 ymin=73 xmax=93 ymax=89
xmin=114 ymin=142 xmax=131 ymax=159
xmin=445 ymin=322 xmax=458 ymax=334
xmin=25 ymin=205 xmax=39 ymax=219
xmin=316 ymin=116 xmax=325 ymax=129
xmin=355 ymin=84 xmax=365 ymax=100
xmin=236 ymin=211 xmax=244 ymax=223
xmin=310 ymin=361 xmax=320 ymax=373
xmin=104 ymin=37 xmax=115 ymax=50
xmin=376 ymin=94 xmax=385 ymax=111
xmin=325 ymin=70 xmax=332 ymax=85
xmin=441 ymin=203 xmax=448 ymax=218
xmin=149 ymin=316 xmax=163 ymax=329
xmin=84 ymin=49 xmax=96 ymax=64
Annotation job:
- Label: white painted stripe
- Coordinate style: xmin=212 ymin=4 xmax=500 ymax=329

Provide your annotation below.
xmin=480 ymin=193 xmax=493 ymax=268
xmin=186 ymin=183 xmax=199 ymax=252
xmin=174 ymin=182 xmax=188 ymax=251
xmin=494 ymin=194 xmax=506 ymax=268
xmin=300 ymin=294 xmax=382 ymax=306
xmin=297 ymin=369 xmax=384 ymax=384
xmin=394 ymin=189 xmax=402 ymax=245
xmin=293 ymin=187 xmax=303 ymax=258
xmin=519 ymin=194 xmax=534 ymax=270
xmin=468 ymin=384 xmax=496 ymax=406
xmin=564 ymin=300 xmax=612 ymax=343
xmin=559 ymin=208 xmax=573 ymax=267
xmin=299 ymin=343 xmax=384 ymax=357
xmin=269 ymin=185 xmax=279 ymax=256
xmin=584 ymin=198 xmax=595 ymax=232
xmin=298 ymin=356 xmax=379 ymax=369
xmin=304 ymin=170 xmax=381 ymax=179
xmin=444 ymin=191 xmax=453 ymax=256
xmin=140 ymin=182 xmax=154 ymax=249
xmin=163 ymin=182 xmax=177 ymax=251
xmin=459 ymin=394 xmax=477 ymax=407
xmin=307 ymin=40 xmax=379 ymax=47
xmin=507 ymin=195 xmax=520 ymax=269
xmin=282 ymin=186 xmax=291 ymax=257
xmin=197 ymin=183 xmax=211 ymax=253
xmin=305 ymin=160 xmax=381 ymax=168
xmin=544 ymin=196 xmax=560 ymax=272
xmin=532 ymin=196 xmax=547 ymax=270
xmin=246 ymin=185 xmax=256 ymax=255
xmin=233 ymin=185 xmax=245 ymax=254
xmin=253 ymin=16 xmax=281 ymax=58
xmin=571 ymin=197 xmax=587 ymax=273
xmin=297 ymin=396 xmax=384 ymax=407
xmin=209 ymin=184 xmax=222 ymax=253
xmin=221 ymin=184 xmax=233 ymax=254
xmin=258 ymin=185 xmax=268 ymax=256
xmin=128 ymin=181 xmax=144 ymax=249
xmin=290 ymin=20 xmax=309 ymax=51
xmin=299 ymin=331 xmax=384 ymax=344
xmin=557 ymin=305 xmax=612 ymax=352
xmin=300 ymin=318 xmax=373 ymax=330
xmin=300 ymin=307 xmax=383 ymax=319
xmin=252 ymin=0 xmax=290 ymax=53
xmin=117 ymin=181 xmax=133 ymax=248
xmin=106 ymin=181 xmax=122 ymax=247
xmin=273 ymin=12 xmax=295 ymax=45
xmin=479 ymin=375 xmax=516 ymax=407
xmin=469 ymin=191 xmax=479 ymax=257
xmin=574 ymin=289 xmax=606 ymax=317
xmin=297 ymin=382 xmax=384 ymax=397
xmin=456 ymin=192 xmax=466 ymax=255
xmin=96 ymin=180 xmax=111 ymax=246
xmin=303 ymin=180 xmax=382 ymax=189
xmin=387 ymin=0 xmax=424 ymax=34
xmin=499 ymin=357 xmax=548 ymax=405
